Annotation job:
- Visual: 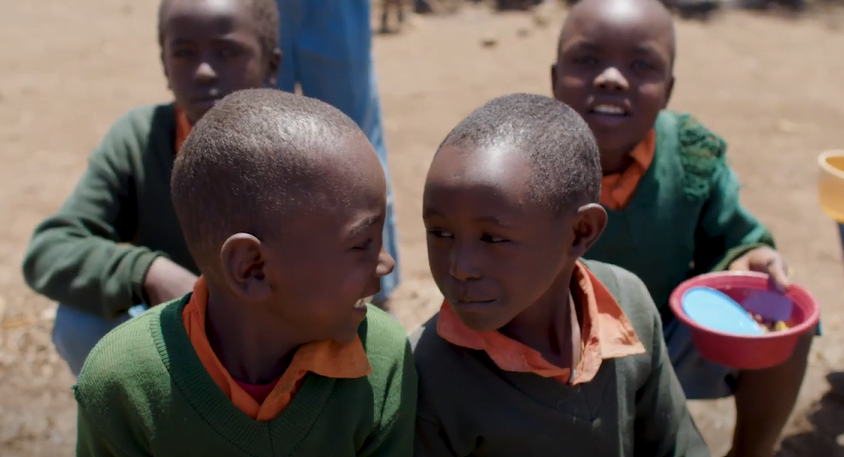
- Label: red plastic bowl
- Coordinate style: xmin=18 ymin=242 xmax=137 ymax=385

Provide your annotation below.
xmin=669 ymin=271 xmax=819 ymax=370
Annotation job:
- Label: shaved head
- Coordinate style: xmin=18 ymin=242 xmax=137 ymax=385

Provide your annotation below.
xmin=437 ymin=93 xmax=601 ymax=215
xmin=171 ymin=89 xmax=383 ymax=271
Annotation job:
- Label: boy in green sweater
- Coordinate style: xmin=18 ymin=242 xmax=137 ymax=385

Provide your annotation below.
xmin=73 ymin=89 xmax=417 ymax=456
xmin=412 ymin=93 xmax=709 ymax=456
xmin=551 ymin=0 xmax=814 ymax=455
xmin=21 ymin=0 xmax=281 ymax=376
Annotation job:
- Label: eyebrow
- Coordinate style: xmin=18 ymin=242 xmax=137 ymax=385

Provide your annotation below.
xmin=630 ymin=44 xmax=662 ymax=55
xmin=562 ymin=39 xmax=600 ymax=53
xmin=422 ymin=209 xmax=517 ymax=229
xmin=348 ymin=215 xmax=379 ymax=237
xmin=167 ymin=35 xmax=244 ymax=47
xmin=472 ymin=216 xmax=517 ymax=229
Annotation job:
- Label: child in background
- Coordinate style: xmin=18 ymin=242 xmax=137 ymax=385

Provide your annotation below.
xmin=21 ymin=0 xmax=281 ymax=376
xmin=74 ymin=89 xmax=416 ymax=456
xmin=412 ymin=93 xmax=708 ymax=457
xmin=551 ymin=0 xmax=813 ymax=455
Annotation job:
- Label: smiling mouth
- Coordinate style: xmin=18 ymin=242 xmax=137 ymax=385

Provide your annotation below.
xmin=589 ymin=104 xmax=629 ymax=116
xmin=354 ymin=297 xmax=368 ymax=309
xmin=451 ymin=298 xmax=496 ymax=306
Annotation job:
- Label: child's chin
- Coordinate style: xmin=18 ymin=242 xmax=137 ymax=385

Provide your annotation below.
xmin=454 ymin=309 xmax=507 ymax=333
xmin=330 ymin=324 xmax=362 ymax=345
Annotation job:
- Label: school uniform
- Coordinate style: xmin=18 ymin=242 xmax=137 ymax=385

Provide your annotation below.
xmin=74 ymin=278 xmax=416 ymax=456
xmin=411 ymin=260 xmax=709 ymax=457
xmin=586 ymin=110 xmax=817 ymax=400
xmin=22 ymin=103 xmax=194 ymax=376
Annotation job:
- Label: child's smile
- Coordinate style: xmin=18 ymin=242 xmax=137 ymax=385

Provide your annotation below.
xmin=585 ymin=98 xmax=633 ymax=128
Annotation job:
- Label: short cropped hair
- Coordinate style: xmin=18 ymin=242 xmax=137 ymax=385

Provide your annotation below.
xmin=171 ymin=88 xmax=363 ymax=269
xmin=157 ymin=0 xmax=280 ymax=56
xmin=439 ymin=93 xmax=601 ymax=214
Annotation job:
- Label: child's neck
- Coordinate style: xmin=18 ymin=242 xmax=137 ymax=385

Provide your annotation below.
xmin=204 ymin=287 xmax=303 ymax=385
xmin=600 ymin=143 xmax=639 ymax=175
xmin=499 ymin=270 xmax=583 ymax=369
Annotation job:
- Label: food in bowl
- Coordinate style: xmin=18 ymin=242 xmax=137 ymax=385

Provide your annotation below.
xmin=748 ymin=313 xmax=789 ymax=333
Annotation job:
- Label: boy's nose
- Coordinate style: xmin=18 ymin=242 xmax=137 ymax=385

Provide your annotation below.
xmin=594 ymin=67 xmax=629 ymax=91
xmin=194 ymin=61 xmax=218 ymax=83
xmin=448 ymin=246 xmax=481 ymax=281
xmin=375 ymin=247 xmax=395 ymax=277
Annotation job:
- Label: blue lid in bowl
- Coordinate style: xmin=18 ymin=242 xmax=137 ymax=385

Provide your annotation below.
xmin=681 ymin=286 xmax=765 ymax=336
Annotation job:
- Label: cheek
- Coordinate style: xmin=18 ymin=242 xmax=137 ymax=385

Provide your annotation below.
xmin=164 ymin=67 xmax=192 ymax=95
xmin=226 ymin=58 xmax=267 ymax=88
xmin=554 ymin=75 xmax=590 ymax=106
xmin=637 ymin=81 xmax=670 ymax=111
xmin=426 ymin=242 xmax=449 ymax=275
xmin=508 ymin=248 xmax=567 ymax=293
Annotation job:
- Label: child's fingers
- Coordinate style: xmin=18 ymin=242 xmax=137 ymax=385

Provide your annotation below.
xmin=765 ymin=257 xmax=791 ymax=291
xmin=727 ymin=256 xmax=749 ymax=272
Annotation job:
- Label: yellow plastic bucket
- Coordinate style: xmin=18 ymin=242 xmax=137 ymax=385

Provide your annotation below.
xmin=818 ymin=149 xmax=844 ymax=223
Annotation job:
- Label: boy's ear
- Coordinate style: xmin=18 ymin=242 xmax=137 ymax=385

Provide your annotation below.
xmin=265 ymin=49 xmax=282 ymax=88
xmin=220 ymin=233 xmax=272 ymax=300
xmin=570 ymin=203 xmax=607 ymax=257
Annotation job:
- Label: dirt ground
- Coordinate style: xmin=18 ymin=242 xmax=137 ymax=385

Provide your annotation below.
xmin=1 ymin=1 xmax=843 ymax=456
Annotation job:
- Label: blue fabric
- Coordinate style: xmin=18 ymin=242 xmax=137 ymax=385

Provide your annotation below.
xmin=275 ymin=0 xmax=399 ymax=302
xmin=51 ymin=304 xmax=135 ymax=377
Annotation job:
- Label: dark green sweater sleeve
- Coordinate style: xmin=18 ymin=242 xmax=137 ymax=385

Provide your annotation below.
xmin=694 ymin=151 xmax=775 ymax=273
xmin=76 ymin=404 xmax=151 ymax=457
xmin=360 ymin=340 xmax=418 ymax=457
xmin=634 ymin=303 xmax=709 ymax=456
xmin=22 ymin=107 xmax=163 ymax=318
xmin=74 ymin=338 xmax=155 ymax=457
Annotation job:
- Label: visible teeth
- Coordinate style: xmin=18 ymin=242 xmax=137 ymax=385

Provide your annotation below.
xmin=593 ymin=104 xmax=625 ymax=115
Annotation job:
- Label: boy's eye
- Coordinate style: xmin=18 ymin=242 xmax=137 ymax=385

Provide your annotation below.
xmin=631 ymin=60 xmax=656 ymax=71
xmin=572 ymin=55 xmax=598 ymax=65
xmin=480 ymin=234 xmax=509 ymax=244
xmin=219 ymin=48 xmax=241 ymax=58
xmin=427 ymin=229 xmax=454 ymax=239
xmin=353 ymin=239 xmax=373 ymax=250
xmin=171 ymin=48 xmax=196 ymax=59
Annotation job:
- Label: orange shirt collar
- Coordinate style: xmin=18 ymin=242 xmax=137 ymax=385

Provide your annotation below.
xmin=600 ymin=129 xmax=656 ymax=210
xmin=436 ymin=261 xmax=645 ymax=385
xmin=182 ymin=277 xmax=372 ymax=421
xmin=173 ymin=103 xmax=192 ymax=154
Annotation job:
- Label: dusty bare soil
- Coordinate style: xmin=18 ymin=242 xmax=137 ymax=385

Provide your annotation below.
xmin=1 ymin=1 xmax=843 ymax=456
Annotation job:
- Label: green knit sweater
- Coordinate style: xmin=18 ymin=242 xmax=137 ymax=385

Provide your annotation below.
xmin=587 ymin=111 xmax=774 ymax=321
xmin=73 ymin=299 xmax=417 ymax=457
xmin=22 ymin=103 xmax=194 ymax=318
xmin=411 ymin=260 xmax=708 ymax=457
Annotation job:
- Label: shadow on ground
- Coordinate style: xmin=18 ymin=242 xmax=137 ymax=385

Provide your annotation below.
xmin=776 ymin=372 xmax=844 ymax=457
